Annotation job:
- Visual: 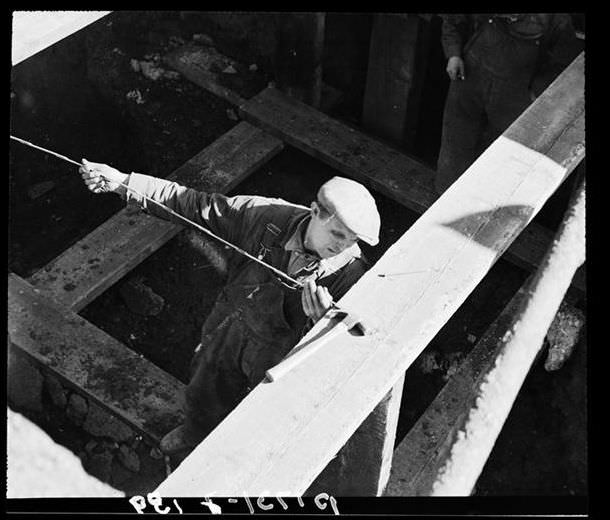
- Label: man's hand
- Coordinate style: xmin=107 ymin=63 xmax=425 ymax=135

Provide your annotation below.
xmin=79 ymin=159 xmax=129 ymax=195
xmin=446 ymin=56 xmax=465 ymax=81
xmin=301 ymin=279 xmax=333 ymax=322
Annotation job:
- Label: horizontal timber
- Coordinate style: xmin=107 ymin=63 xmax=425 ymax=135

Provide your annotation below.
xmin=8 ymin=273 xmax=185 ymax=443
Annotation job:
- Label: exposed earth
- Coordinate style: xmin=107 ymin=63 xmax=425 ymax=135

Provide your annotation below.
xmin=9 ymin=12 xmax=586 ymax=497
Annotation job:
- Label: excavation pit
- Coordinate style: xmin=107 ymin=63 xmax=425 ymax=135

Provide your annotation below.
xmin=9 ymin=11 xmax=586 ymax=498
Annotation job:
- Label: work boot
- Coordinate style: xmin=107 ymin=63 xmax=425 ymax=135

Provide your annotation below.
xmin=159 ymin=424 xmax=201 ymax=455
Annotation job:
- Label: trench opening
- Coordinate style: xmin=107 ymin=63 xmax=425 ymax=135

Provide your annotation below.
xmin=9 ymin=11 xmax=586 ymax=496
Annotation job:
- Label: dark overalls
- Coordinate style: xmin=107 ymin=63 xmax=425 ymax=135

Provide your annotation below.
xmin=435 ymin=14 xmax=577 ymax=194
xmin=125 ymin=173 xmax=368 ymax=441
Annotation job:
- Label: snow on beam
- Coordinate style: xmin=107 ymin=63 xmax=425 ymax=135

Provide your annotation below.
xmin=11 ymin=10 xmax=111 ymax=65
xmin=429 ymin=177 xmax=585 ymax=496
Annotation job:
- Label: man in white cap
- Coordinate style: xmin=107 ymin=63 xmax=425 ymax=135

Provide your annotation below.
xmin=79 ymin=160 xmax=380 ymax=456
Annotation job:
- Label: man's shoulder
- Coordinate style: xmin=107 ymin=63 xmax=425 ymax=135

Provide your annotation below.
xmin=262 ymin=197 xmax=310 ymax=217
xmin=346 ymin=251 xmax=369 ymax=274
xmin=232 ymin=194 xmax=308 ymax=214
xmin=231 ymin=194 xmax=309 ymax=232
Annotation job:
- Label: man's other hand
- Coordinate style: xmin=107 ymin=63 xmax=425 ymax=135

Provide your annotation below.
xmin=446 ymin=56 xmax=465 ymax=80
xmin=301 ymin=279 xmax=333 ymax=322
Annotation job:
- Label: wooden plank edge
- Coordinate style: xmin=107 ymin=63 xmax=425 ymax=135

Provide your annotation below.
xmin=9 ymin=273 xmax=186 ymax=444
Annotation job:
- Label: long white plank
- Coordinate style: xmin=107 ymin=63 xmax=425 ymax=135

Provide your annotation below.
xmin=155 ymin=54 xmax=585 ymax=496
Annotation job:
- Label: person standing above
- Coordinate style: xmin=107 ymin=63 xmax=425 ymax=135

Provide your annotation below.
xmin=79 ymin=160 xmax=380 ymax=456
xmin=435 ymin=14 xmax=578 ymax=194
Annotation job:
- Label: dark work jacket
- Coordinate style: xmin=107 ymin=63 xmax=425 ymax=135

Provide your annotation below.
xmin=441 ymin=13 xmax=578 ymax=95
xmin=124 ymin=173 xmax=369 ymax=339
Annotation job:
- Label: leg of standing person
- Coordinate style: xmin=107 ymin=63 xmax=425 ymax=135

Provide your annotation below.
xmin=183 ymin=318 xmax=250 ymax=440
xmin=161 ymin=311 xmax=250 ymax=454
xmin=484 ymin=76 xmax=532 ymax=148
xmin=435 ymin=69 xmax=487 ymax=195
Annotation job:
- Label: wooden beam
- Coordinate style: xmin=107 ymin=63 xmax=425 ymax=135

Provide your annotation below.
xmin=11 ymin=11 xmax=111 ymax=65
xmin=239 ymin=85 xmax=585 ymax=296
xmin=8 ymin=273 xmax=185 ymax=443
xmin=28 ymin=122 xmax=283 ymax=311
xmin=155 ymin=54 xmax=584 ymax=496
xmin=241 ymin=84 xmax=437 ymax=213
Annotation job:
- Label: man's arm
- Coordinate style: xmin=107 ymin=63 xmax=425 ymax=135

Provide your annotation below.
xmin=441 ymin=14 xmax=470 ymax=80
xmin=79 ymin=159 xmax=256 ymax=246
xmin=440 ymin=14 xmax=470 ymax=60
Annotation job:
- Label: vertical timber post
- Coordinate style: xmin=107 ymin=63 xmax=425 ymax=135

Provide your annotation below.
xmin=306 ymin=375 xmax=405 ymax=496
xmin=275 ymin=13 xmax=326 ymax=108
xmin=362 ymin=14 xmax=425 ymax=150
xmin=309 ymin=12 xmax=326 ymax=109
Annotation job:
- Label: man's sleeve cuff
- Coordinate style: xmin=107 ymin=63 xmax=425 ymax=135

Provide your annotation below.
xmin=124 ymin=172 xmax=152 ymax=204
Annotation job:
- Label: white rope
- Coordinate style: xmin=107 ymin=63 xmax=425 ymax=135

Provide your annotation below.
xmin=10 ymin=135 xmax=82 ymax=167
xmin=10 ymin=134 xmax=305 ymax=288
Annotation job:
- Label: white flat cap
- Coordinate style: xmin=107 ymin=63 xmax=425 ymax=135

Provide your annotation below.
xmin=317 ymin=176 xmax=380 ymax=245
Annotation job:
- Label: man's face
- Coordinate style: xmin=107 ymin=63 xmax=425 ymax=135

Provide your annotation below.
xmin=304 ymin=202 xmax=359 ymax=259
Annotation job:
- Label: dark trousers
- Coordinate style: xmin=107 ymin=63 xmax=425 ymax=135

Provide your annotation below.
xmin=182 ymin=281 xmax=297 ymax=441
xmin=435 ymin=66 xmax=533 ymax=194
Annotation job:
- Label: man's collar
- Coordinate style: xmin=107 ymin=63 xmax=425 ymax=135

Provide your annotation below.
xmin=319 ymin=243 xmax=362 ymax=276
xmin=284 ymin=215 xmax=362 ymax=275
xmin=283 ymin=216 xmax=311 ymax=254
